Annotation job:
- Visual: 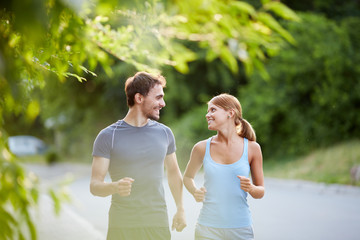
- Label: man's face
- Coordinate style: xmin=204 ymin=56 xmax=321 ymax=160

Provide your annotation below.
xmin=141 ymin=84 xmax=165 ymax=121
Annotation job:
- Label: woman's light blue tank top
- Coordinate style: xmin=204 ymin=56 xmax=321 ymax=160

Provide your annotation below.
xmin=198 ymin=137 xmax=252 ymax=228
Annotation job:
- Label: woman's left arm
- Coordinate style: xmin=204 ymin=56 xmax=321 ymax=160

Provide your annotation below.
xmin=238 ymin=141 xmax=265 ymax=199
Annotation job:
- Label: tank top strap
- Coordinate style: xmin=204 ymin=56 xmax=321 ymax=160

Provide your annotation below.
xmin=243 ymin=137 xmax=248 ymax=160
xmin=204 ymin=137 xmax=212 ymax=162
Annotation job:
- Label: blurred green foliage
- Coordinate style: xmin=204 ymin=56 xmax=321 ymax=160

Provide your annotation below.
xmin=240 ymin=12 xmax=360 ymax=157
xmin=0 ymin=137 xmax=39 ymax=240
xmin=169 ymin=11 xmax=360 ymax=167
xmin=282 ymin=0 xmax=360 ymax=20
xmin=0 ymin=0 xmax=358 ymax=238
xmin=1 ymin=0 xmax=298 ymax=238
xmin=3 ymin=0 xmax=359 ymax=237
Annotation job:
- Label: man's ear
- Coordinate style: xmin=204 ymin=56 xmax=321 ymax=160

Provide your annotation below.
xmin=134 ymin=93 xmax=143 ymax=104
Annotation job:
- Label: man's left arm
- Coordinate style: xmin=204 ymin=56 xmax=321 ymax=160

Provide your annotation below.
xmin=164 ymin=152 xmax=186 ymax=232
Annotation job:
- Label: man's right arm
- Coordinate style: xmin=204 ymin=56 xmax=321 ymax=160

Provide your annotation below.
xmin=90 ymin=156 xmax=134 ymax=197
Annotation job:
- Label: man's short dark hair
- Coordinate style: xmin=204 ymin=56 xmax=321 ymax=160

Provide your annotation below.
xmin=125 ymin=72 xmax=166 ymax=107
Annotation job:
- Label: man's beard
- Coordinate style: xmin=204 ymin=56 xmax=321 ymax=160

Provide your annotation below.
xmin=146 ymin=112 xmax=160 ymax=121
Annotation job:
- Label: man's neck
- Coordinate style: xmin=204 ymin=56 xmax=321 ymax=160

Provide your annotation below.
xmin=123 ymin=108 xmax=149 ymax=127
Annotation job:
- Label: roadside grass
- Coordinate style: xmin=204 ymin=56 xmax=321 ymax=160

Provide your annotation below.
xmin=17 ymin=154 xmax=47 ymax=164
xmin=264 ymin=139 xmax=360 ymax=186
xmin=17 ymin=153 xmax=92 ymax=165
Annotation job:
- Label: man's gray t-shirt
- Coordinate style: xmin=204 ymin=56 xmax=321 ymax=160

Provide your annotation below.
xmin=92 ymin=120 xmax=176 ymax=228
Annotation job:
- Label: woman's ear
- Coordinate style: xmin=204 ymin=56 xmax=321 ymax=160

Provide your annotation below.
xmin=134 ymin=93 xmax=143 ymax=104
xmin=229 ymin=109 xmax=235 ymax=118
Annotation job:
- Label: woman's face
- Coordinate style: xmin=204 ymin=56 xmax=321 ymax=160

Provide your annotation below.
xmin=206 ymin=103 xmax=229 ymax=130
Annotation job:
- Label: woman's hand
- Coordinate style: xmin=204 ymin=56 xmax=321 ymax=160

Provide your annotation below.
xmin=193 ymin=187 xmax=207 ymax=202
xmin=237 ymin=176 xmax=253 ymax=193
xmin=237 ymin=175 xmax=265 ymax=199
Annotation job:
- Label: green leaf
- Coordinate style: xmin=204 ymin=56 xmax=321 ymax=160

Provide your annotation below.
xmin=79 ymin=65 xmax=98 ymax=77
xmin=26 ymin=213 xmax=37 ymax=240
xmin=258 ymin=12 xmax=296 ymax=45
xmin=253 ymin=58 xmax=270 ymax=80
xmin=242 ymin=59 xmax=254 ymax=76
xmin=206 ymin=49 xmax=218 ymax=62
xmin=49 ymin=189 xmax=61 ymax=215
xmin=229 ymin=1 xmax=257 ymax=17
xmin=174 ymin=61 xmax=189 ymax=74
xmin=26 ymin=100 xmax=40 ymax=122
xmin=172 ymin=44 xmax=197 ymax=73
xmin=63 ymin=72 xmax=87 ymax=82
xmin=263 ymin=2 xmax=301 ymax=22
xmin=220 ymin=46 xmax=238 ymax=73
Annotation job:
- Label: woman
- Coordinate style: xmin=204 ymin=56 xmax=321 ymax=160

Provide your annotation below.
xmin=184 ymin=93 xmax=265 ymax=240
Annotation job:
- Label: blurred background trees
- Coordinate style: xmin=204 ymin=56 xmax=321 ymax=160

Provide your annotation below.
xmin=168 ymin=0 xmax=360 ymax=166
xmin=0 ymin=0 xmax=299 ymax=238
xmin=241 ymin=12 xmax=360 ymax=157
xmin=1 ymin=0 xmax=359 ymax=238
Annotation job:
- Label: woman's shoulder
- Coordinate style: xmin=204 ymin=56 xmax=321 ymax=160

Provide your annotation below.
xmin=247 ymin=139 xmax=261 ymax=149
xmin=194 ymin=139 xmax=207 ymax=150
xmin=191 ymin=139 xmax=208 ymax=156
xmin=247 ymin=140 xmax=262 ymax=161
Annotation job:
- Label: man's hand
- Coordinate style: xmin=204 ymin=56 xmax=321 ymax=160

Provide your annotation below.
xmin=171 ymin=209 xmax=186 ymax=232
xmin=237 ymin=176 xmax=253 ymax=193
xmin=113 ymin=177 xmax=134 ymax=197
xmin=193 ymin=187 xmax=207 ymax=202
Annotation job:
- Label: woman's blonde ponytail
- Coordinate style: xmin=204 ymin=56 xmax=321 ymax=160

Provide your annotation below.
xmin=237 ymin=118 xmax=256 ymax=141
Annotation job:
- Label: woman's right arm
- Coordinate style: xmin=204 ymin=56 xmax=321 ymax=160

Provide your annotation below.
xmin=183 ymin=141 xmax=207 ymax=202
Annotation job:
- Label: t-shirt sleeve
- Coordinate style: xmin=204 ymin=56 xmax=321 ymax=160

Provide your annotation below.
xmin=92 ymin=129 xmax=111 ymax=159
xmin=165 ymin=127 xmax=176 ymax=155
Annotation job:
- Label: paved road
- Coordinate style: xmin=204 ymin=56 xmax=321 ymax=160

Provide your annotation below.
xmin=247 ymin=178 xmax=360 ymax=240
xmin=26 ymin=163 xmax=360 ymax=240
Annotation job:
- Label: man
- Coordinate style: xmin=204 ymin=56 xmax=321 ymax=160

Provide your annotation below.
xmin=90 ymin=72 xmax=186 ymax=240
